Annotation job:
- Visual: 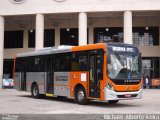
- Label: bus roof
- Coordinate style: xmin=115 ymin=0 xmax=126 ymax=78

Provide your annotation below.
xmin=16 ymin=43 xmax=139 ymax=58
xmin=16 ymin=43 xmax=107 ymax=58
xmin=16 ymin=45 xmax=73 ymax=57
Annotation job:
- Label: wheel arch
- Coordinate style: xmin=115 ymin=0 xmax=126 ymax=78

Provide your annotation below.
xmin=31 ymin=81 xmax=38 ymax=91
xmin=74 ymin=84 xmax=86 ymax=97
xmin=74 ymin=83 xmax=88 ymax=104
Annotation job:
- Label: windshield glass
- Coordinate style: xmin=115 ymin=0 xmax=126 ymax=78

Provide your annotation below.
xmin=107 ymin=53 xmax=141 ymax=79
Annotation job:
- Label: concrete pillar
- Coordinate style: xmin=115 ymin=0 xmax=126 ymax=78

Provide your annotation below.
xmin=89 ymin=27 xmax=94 ymax=44
xmin=36 ymin=14 xmax=44 ymax=50
xmin=79 ymin=12 xmax=87 ymax=46
xmin=124 ymin=11 xmax=133 ymax=44
xmin=55 ymin=28 xmax=60 ymax=47
xmin=159 ymin=26 xmax=160 ymax=45
xmin=0 ymin=16 xmax=4 ymax=89
xmin=23 ymin=30 xmax=28 ymax=49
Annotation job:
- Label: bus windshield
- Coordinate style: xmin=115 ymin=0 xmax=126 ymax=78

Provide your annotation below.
xmin=107 ymin=53 xmax=141 ymax=79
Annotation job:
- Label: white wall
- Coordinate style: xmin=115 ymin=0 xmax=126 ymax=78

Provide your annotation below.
xmin=139 ymin=46 xmax=160 ymax=57
xmin=0 ymin=0 xmax=160 ymax=16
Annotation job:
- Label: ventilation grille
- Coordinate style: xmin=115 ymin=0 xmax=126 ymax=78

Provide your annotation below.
xmin=10 ymin=0 xmax=26 ymax=4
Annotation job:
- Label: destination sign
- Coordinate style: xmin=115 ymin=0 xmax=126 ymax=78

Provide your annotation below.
xmin=112 ymin=46 xmax=134 ymax=52
xmin=107 ymin=43 xmax=139 ymax=54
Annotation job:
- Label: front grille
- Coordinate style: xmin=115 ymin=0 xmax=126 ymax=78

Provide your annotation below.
xmin=112 ymin=79 xmax=141 ymax=85
xmin=117 ymin=94 xmax=137 ymax=98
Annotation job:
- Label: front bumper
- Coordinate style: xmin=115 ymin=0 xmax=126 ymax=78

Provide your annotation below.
xmin=104 ymin=87 xmax=143 ymax=101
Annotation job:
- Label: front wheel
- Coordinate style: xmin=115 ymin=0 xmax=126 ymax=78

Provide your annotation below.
xmin=31 ymin=84 xmax=41 ymax=99
xmin=108 ymin=100 xmax=119 ymax=104
xmin=75 ymin=87 xmax=88 ymax=105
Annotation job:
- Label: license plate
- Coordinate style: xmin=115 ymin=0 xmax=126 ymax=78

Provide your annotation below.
xmin=125 ymin=94 xmax=131 ymax=98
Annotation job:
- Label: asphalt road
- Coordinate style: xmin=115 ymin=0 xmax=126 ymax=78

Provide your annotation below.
xmin=0 ymin=88 xmax=160 ymax=114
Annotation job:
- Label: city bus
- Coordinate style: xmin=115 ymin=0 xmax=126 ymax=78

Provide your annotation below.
xmin=13 ymin=43 xmax=143 ymax=104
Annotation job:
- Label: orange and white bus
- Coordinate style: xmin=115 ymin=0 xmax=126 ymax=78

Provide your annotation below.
xmin=14 ymin=43 xmax=143 ymax=104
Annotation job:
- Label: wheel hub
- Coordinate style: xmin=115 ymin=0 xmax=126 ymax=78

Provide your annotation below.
xmin=78 ymin=91 xmax=84 ymax=102
xmin=33 ymin=87 xmax=38 ymax=96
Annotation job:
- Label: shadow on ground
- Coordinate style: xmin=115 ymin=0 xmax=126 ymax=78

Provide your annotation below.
xmin=18 ymin=94 xmax=141 ymax=108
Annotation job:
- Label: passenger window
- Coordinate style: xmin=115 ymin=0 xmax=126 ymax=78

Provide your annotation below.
xmin=28 ymin=56 xmax=44 ymax=72
xmin=71 ymin=52 xmax=88 ymax=71
xmin=54 ymin=53 xmax=71 ymax=72
xmin=34 ymin=56 xmax=44 ymax=72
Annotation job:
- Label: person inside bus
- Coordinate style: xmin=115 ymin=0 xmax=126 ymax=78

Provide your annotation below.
xmin=79 ymin=56 xmax=87 ymax=71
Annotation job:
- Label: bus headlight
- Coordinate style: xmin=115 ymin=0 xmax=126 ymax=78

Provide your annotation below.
xmin=107 ymin=82 xmax=114 ymax=90
xmin=140 ymin=84 xmax=143 ymax=89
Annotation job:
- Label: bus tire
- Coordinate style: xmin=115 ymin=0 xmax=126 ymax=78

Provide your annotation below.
xmin=108 ymin=100 xmax=119 ymax=104
xmin=75 ymin=86 xmax=88 ymax=105
xmin=31 ymin=84 xmax=41 ymax=99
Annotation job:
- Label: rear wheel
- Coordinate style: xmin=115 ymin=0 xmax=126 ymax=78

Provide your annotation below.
xmin=31 ymin=84 xmax=41 ymax=98
xmin=75 ymin=87 xmax=88 ymax=105
xmin=108 ymin=100 xmax=119 ymax=104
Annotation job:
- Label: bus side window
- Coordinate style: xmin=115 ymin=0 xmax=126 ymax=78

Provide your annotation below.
xmin=71 ymin=58 xmax=79 ymax=70
xmin=63 ymin=53 xmax=71 ymax=71
xmin=27 ymin=56 xmax=44 ymax=72
xmin=71 ymin=52 xmax=88 ymax=71
xmin=34 ymin=56 xmax=44 ymax=72
xmin=27 ymin=57 xmax=34 ymax=72
xmin=21 ymin=58 xmax=28 ymax=72
xmin=54 ymin=53 xmax=71 ymax=72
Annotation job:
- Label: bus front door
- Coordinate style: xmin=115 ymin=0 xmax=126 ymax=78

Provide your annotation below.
xmin=46 ymin=57 xmax=54 ymax=94
xmin=89 ymin=52 xmax=102 ymax=98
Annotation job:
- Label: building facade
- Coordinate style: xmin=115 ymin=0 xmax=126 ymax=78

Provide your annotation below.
xmin=0 ymin=0 xmax=160 ymax=88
